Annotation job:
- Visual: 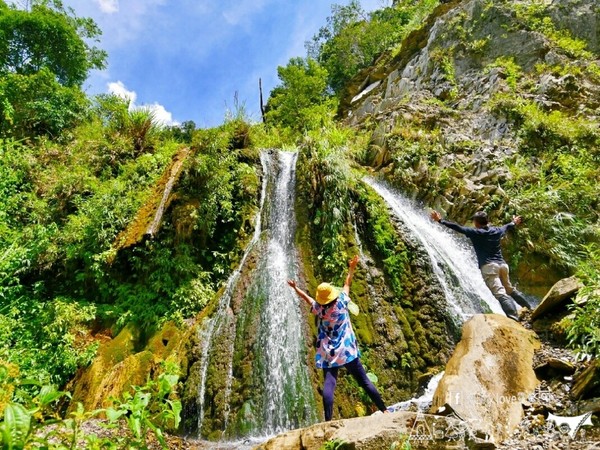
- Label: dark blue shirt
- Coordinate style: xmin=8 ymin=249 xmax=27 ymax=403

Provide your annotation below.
xmin=440 ymin=220 xmax=515 ymax=268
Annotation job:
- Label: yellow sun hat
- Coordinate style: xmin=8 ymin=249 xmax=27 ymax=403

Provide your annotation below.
xmin=315 ymin=282 xmax=340 ymax=305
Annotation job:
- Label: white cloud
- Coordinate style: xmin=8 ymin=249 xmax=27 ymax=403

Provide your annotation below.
xmin=147 ymin=103 xmax=179 ymax=127
xmin=94 ymin=0 xmax=119 ymax=14
xmin=108 ymin=80 xmax=137 ymax=105
xmin=106 ymin=81 xmax=177 ymax=126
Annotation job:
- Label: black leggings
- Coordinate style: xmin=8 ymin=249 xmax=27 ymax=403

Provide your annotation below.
xmin=322 ymin=358 xmax=387 ymax=421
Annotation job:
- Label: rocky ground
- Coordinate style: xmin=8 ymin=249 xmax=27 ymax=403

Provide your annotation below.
xmin=496 ymin=310 xmax=600 ymax=450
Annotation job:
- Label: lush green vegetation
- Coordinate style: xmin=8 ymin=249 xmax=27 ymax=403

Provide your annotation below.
xmin=2 ymin=0 xmax=599 ymax=441
xmin=0 ymin=361 xmax=181 ymax=449
xmin=264 ymin=57 xmax=336 ymax=134
xmin=567 ymin=245 xmax=600 ymax=359
xmin=306 ymin=0 xmax=440 ymax=93
xmin=0 ymin=0 xmax=261 ymax=403
xmin=0 ymin=0 xmax=106 ymax=139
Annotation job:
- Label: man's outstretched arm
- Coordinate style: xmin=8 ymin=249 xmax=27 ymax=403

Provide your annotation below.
xmin=430 ymin=210 xmax=471 ymax=235
xmin=499 ymin=215 xmax=522 ymax=233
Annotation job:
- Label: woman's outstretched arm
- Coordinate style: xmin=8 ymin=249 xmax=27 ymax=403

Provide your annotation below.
xmin=287 ymin=280 xmax=314 ymax=306
xmin=343 ymin=255 xmax=359 ymax=295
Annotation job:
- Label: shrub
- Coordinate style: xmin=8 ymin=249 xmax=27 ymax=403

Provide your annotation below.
xmin=567 ymin=245 xmax=600 ymax=359
xmin=296 ymin=124 xmax=357 ymax=279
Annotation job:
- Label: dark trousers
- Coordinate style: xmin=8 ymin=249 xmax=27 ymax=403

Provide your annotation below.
xmin=322 ymin=358 xmax=387 ymax=421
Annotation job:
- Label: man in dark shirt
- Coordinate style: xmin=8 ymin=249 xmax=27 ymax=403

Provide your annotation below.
xmin=430 ymin=210 xmax=533 ymax=321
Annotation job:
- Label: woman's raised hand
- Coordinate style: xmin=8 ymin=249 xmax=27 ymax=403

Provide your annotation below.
xmin=348 ymin=255 xmax=359 ymax=270
xmin=287 ymin=279 xmax=297 ymax=289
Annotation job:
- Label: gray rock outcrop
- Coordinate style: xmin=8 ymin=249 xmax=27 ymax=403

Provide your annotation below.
xmin=531 ymin=276 xmax=583 ymax=319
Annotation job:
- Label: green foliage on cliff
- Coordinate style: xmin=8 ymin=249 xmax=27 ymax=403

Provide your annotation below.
xmin=0 ymin=103 xmax=261 ymax=386
xmin=296 ymin=125 xmax=360 ymax=279
xmin=0 ymin=0 xmax=106 ymax=139
xmin=307 ymin=0 xmax=440 ymax=93
xmin=353 ymin=184 xmax=410 ymax=299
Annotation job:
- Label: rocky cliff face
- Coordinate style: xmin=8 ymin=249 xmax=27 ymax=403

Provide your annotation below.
xmin=346 ymin=0 xmax=600 ymax=295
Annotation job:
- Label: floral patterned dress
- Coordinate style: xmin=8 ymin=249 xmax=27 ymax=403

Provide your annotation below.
xmin=310 ymin=291 xmax=360 ymax=369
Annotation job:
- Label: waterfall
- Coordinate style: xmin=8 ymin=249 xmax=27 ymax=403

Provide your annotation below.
xmin=364 ymin=178 xmax=503 ymax=323
xmin=193 ymin=150 xmax=316 ymax=439
xmin=250 ymin=150 xmax=316 ymax=435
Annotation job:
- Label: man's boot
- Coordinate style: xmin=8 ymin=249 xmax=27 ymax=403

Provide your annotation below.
xmin=498 ymin=294 xmax=519 ymax=321
xmin=510 ymin=290 xmax=535 ymax=309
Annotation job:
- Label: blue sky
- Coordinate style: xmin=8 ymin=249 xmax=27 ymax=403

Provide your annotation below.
xmin=61 ymin=0 xmax=388 ymax=127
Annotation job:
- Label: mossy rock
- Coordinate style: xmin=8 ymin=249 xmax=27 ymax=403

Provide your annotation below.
xmin=70 ymin=321 xmax=188 ymax=411
xmin=69 ymin=324 xmax=139 ymax=410
xmin=147 ymin=321 xmax=185 ymax=360
xmin=97 ymin=351 xmax=156 ymax=407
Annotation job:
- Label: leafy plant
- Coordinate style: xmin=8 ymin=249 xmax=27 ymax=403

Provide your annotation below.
xmin=0 ymin=369 xmax=182 ymax=450
xmin=0 ymin=383 xmax=70 ymax=450
xmin=321 ymin=438 xmax=351 ymax=450
xmin=265 ymin=57 xmax=336 ymax=134
xmin=566 ymin=245 xmax=600 ymax=359
xmin=104 ymin=370 xmax=182 ymax=449
xmin=126 ymin=108 xmax=159 ymax=153
xmin=485 ymin=56 xmax=522 ymax=90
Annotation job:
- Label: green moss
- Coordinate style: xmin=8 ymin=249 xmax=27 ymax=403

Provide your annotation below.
xmin=354 ymin=183 xmax=411 ymax=299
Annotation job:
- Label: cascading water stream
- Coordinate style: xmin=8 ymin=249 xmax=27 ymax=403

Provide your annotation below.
xmin=251 ymin=151 xmax=316 ymax=435
xmin=388 ymin=372 xmax=445 ymax=413
xmin=364 ymin=178 xmax=503 ymax=324
xmin=194 ymin=150 xmax=316 ymax=439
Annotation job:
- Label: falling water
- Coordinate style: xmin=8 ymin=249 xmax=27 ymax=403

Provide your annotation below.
xmin=364 ymin=178 xmax=503 ymax=323
xmin=251 ymin=150 xmax=316 ymax=435
xmin=194 ymin=150 xmax=316 ymax=439
xmin=388 ymin=372 xmax=445 ymax=413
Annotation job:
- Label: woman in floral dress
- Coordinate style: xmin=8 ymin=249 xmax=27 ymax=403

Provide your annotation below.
xmin=287 ymin=255 xmax=387 ymax=421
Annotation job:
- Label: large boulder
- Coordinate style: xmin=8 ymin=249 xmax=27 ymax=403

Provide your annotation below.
xmin=531 ymin=276 xmax=583 ymax=320
xmin=431 ymin=314 xmax=540 ymax=443
xmin=254 ymin=411 xmax=494 ymax=450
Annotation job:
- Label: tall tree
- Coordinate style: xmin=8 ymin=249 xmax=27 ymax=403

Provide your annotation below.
xmin=0 ymin=0 xmax=106 ymax=138
xmin=0 ymin=0 xmax=106 ymax=86
xmin=265 ymin=57 xmax=336 ymax=132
